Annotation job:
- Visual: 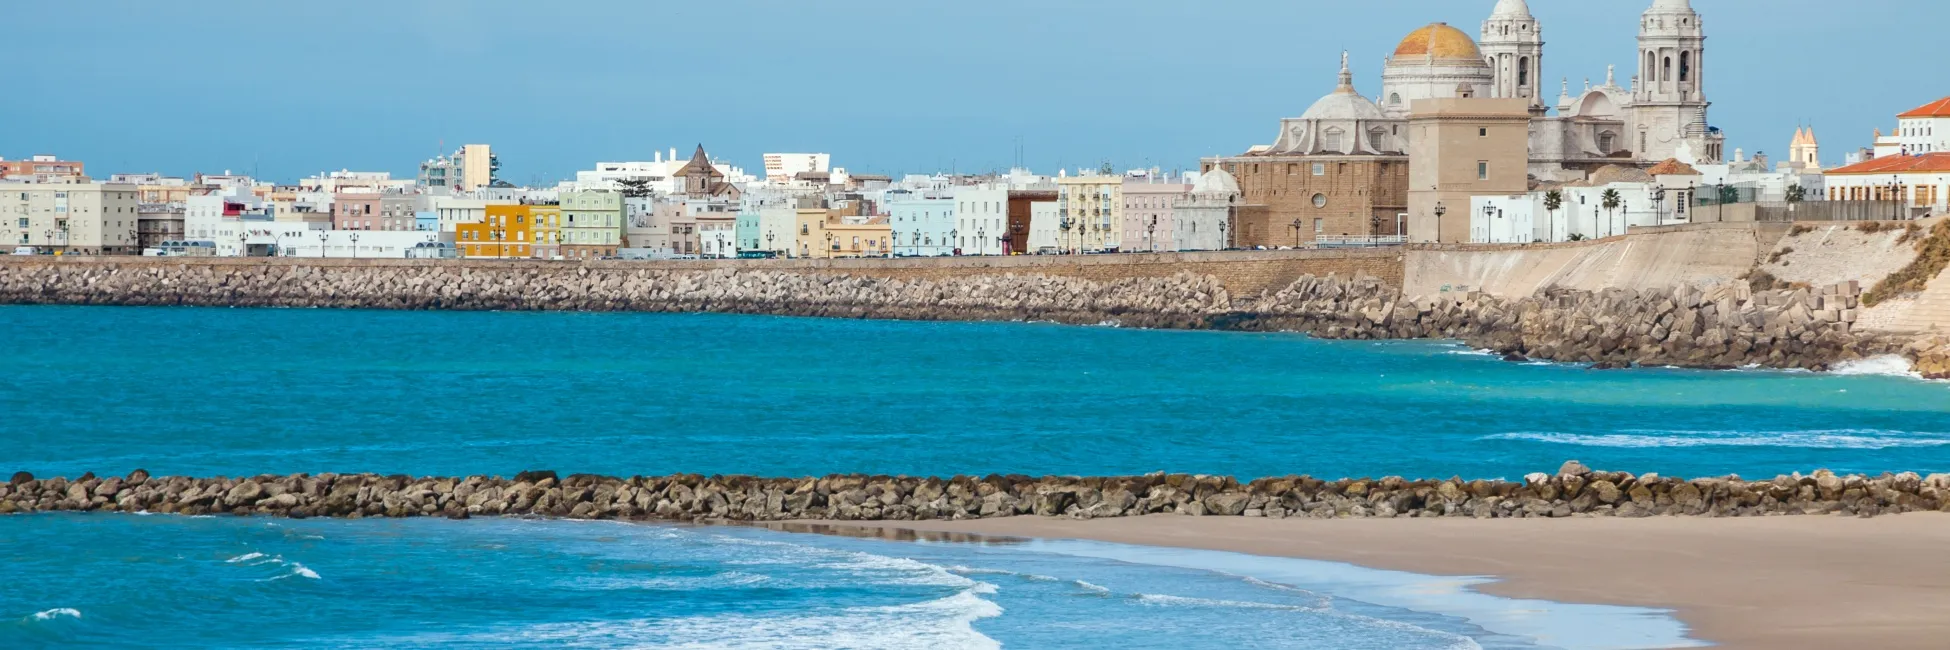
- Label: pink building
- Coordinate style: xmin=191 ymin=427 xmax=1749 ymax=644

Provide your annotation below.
xmin=1121 ymin=177 xmax=1190 ymax=252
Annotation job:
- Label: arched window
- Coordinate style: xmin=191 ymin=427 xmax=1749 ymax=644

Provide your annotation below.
xmin=1322 ymin=128 xmax=1344 ymax=151
xmin=1645 ymin=51 xmax=1657 ymax=81
xmin=1662 ymin=57 xmax=1672 ymax=84
xmin=1678 ymin=52 xmax=1690 ymax=82
xmin=1597 ymin=133 xmax=1615 ymax=154
xmin=1389 ymin=93 xmax=1402 ymax=106
xmin=1368 ymin=129 xmax=1386 ymax=151
xmin=1517 ymin=57 xmax=1529 ymax=87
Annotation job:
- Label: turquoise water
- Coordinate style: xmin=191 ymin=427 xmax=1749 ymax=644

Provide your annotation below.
xmin=5 ymin=304 xmax=1948 ymax=648
xmin=5 ymin=305 xmax=1948 ymax=480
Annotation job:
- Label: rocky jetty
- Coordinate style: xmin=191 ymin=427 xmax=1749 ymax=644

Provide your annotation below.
xmin=5 ymin=463 xmax=1947 ymax=522
xmin=0 ymin=260 xmax=1905 ymax=370
xmin=1247 ymin=274 xmax=1895 ymax=370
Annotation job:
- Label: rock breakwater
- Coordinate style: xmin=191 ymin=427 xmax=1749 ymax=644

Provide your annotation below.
xmin=0 ymin=259 xmax=1907 ymax=370
xmin=6 ymin=463 xmax=1948 ymax=521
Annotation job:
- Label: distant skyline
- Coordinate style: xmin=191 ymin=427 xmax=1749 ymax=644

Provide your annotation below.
xmin=3 ymin=0 xmax=1944 ymax=184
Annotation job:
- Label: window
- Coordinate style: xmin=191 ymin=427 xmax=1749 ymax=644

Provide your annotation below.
xmin=1479 ymin=127 xmax=1488 ymax=137
xmin=1322 ymin=128 xmax=1343 ymax=151
xmin=1679 ymin=52 xmax=1691 ymax=83
xmin=1477 ymin=162 xmax=1489 ymax=181
xmin=1314 ymin=218 xmax=1323 ymax=233
xmin=1312 ymin=193 xmax=1327 ymax=208
xmin=1598 ymin=133 xmax=1615 ymax=154
xmin=1311 ymin=163 xmax=1325 ymax=176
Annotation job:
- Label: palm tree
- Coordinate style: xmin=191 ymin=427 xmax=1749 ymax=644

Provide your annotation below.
xmin=1543 ymin=190 xmax=1564 ymax=241
xmin=1600 ymin=189 xmax=1622 ymax=237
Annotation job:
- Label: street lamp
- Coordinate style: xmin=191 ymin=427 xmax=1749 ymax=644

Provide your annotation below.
xmin=349 ymin=232 xmax=361 ymax=259
xmin=1432 ymin=202 xmax=1447 ymax=243
xmin=1652 ymin=187 xmax=1666 ymax=227
xmin=976 ymin=226 xmax=986 ymax=256
xmin=318 ymin=230 xmax=329 ymax=258
xmin=1059 ymin=218 xmax=1072 ymax=255
xmin=949 ymin=228 xmax=959 ymax=255
xmin=715 ymin=231 xmax=727 ymax=259
xmin=1481 ymin=204 xmax=1495 ymax=243
xmin=1218 ymin=219 xmax=1227 ymax=251
xmin=238 ymin=230 xmax=248 ymax=257
xmin=1371 ymin=213 xmax=1382 ymax=247
xmin=1289 ymin=218 xmax=1302 ymax=247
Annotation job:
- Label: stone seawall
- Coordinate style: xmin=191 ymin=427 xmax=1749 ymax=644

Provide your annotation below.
xmin=0 ymin=256 xmax=1917 ymax=370
xmin=7 ymin=462 xmax=1947 ymax=521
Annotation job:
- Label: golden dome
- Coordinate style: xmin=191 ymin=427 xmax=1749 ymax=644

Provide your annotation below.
xmin=1393 ymin=23 xmax=1481 ymax=60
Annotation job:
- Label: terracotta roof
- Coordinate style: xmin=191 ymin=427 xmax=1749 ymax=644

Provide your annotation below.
xmin=1646 ymin=158 xmax=1699 ymax=176
xmin=1897 ymin=97 xmax=1950 ymax=118
xmin=1826 ymin=152 xmax=1950 ymax=175
xmin=1588 ymin=165 xmax=1653 ymax=185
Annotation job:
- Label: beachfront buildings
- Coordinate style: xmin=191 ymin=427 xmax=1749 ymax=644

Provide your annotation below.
xmin=457 ymin=204 xmax=536 ymax=258
xmin=1122 ymin=175 xmax=1191 ymax=253
xmin=0 ymin=181 xmax=140 ymax=254
xmin=1055 ymin=173 xmax=1121 ymax=253
xmin=886 ymin=190 xmax=955 ymax=256
xmin=561 ymin=189 xmax=623 ymax=259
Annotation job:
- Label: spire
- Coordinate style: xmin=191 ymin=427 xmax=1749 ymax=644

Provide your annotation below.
xmin=1605 ymin=65 xmax=1615 ymax=87
xmin=1334 ymin=50 xmax=1355 ymax=93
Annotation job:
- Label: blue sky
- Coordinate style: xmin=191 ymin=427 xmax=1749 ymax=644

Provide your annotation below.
xmin=3 ymin=0 xmax=1941 ymax=183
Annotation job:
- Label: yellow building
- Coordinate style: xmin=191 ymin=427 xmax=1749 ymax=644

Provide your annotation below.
xmin=530 ymin=204 xmax=562 ymax=259
xmin=457 ymin=204 xmax=536 ymax=258
xmin=1055 ymin=174 xmax=1122 ymax=252
xmin=793 ymin=209 xmax=893 ymax=258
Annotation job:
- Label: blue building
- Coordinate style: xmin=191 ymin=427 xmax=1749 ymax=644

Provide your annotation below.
xmin=885 ymin=189 xmax=956 ymax=256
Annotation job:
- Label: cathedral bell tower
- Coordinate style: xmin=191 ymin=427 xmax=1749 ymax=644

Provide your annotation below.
xmin=1633 ymin=0 xmax=1719 ymax=162
xmin=1480 ymin=0 xmax=1544 ymax=114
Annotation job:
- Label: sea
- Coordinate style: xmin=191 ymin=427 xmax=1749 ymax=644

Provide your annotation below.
xmin=5 ymin=305 xmax=1947 ymax=649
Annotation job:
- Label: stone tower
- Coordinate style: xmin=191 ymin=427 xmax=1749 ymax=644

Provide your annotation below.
xmin=1632 ymin=0 xmax=1719 ymax=163
xmin=1480 ymin=0 xmax=1544 ymax=113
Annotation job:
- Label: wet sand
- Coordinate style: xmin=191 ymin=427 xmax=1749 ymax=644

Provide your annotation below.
xmin=781 ymin=513 xmax=1950 ymax=649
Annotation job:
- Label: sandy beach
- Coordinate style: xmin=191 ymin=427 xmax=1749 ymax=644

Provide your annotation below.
xmin=776 ymin=513 xmax=1950 ymax=649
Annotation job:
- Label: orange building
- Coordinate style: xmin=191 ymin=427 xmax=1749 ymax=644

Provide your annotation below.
xmin=457 ymin=204 xmax=536 ymax=258
xmin=1 ymin=155 xmax=84 ymax=180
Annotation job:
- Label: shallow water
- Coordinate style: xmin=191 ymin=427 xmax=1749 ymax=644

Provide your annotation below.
xmin=0 ymin=514 xmax=1701 ymax=649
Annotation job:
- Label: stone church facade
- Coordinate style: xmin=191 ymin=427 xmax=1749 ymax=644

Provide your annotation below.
xmin=1206 ymin=0 xmax=1727 ymax=247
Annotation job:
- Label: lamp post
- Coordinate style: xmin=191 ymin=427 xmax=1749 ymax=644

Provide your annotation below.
xmin=1891 ymin=180 xmax=1903 ymax=220
xmin=715 ymin=231 xmax=727 ymax=259
xmin=349 ymin=232 xmax=360 ymax=259
xmin=1371 ymin=213 xmax=1382 ymax=247
xmin=1683 ymin=181 xmax=1694 ymax=223
xmin=1618 ymin=199 xmax=1629 ymax=237
xmin=317 ymin=230 xmax=329 ymax=258
xmin=976 ymin=226 xmax=987 ymax=256
xmin=1432 ymin=201 xmax=1447 ymax=244
xmin=1289 ymin=218 xmax=1302 ymax=248
xmin=1652 ymin=187 xmax=1666 ymax=227
xmin=949 ymin=228 xmax=958 ymax=255
xmin=43 ymin=229 xmax=53 ymax=252
xmin=238 ymin=230 xmax=248 ymax=257
xmin=1218 ymin=219 xmax=1227 ymax=251
xmin=1146 ymin=216 xmax=1157 ymax=253
xmin=1481 ymin=204 xmax=1495 ymax=243
xmin=1059 ymin=219 xmax=1071 ymax=255
xmin=767 ymin=231 xmax=775 ymax=254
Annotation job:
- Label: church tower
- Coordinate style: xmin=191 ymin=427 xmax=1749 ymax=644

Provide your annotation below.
xmin=1789 ymin=126 xmax=1820 ymax=172
xmin=1480 ymin=0 xmax=1544 ymax=113
xmin=1631 ymin=0 xmax=1720 ymax=163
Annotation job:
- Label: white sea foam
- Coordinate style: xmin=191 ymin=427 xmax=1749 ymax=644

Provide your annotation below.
xmin=225 ymin=552 xmax=267 ymax=563
xmin=484 ymin=587 xmax=1003 ymax=650
xmin=945 ymin=565 xmax=1058 ymax=582
xmin=1073 ymin=580 xmax=1112 ymax=595
xmin=1830 ymin=354 xmax=1924 ymax=379
xmin=1486 ymin=429 xmax=1950 ymax=450
xmin=29 ymin=608 xmax=81 ymax=621
xmin=1443 ymin=348 xmax=1496 ymax=357
xmin=1133 ymin=593 xmax=1319 ymax=612
xmin=288 ymin=563 xmax=321 ymax=579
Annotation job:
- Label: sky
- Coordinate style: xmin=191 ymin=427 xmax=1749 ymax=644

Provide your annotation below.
xmin=2 ymin=0 xmax=1943 ymax=184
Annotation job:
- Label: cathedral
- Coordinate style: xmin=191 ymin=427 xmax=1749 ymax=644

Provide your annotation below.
xmin=1223 ymin=0 xmax=1724 ymax=184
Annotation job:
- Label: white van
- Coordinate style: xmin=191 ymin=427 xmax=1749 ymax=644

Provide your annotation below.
xmin=11 ymin=246 xmax=39 ymax=256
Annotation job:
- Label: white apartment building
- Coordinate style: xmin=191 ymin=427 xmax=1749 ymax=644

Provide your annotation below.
xmin=1 ymin=181 xmax=141 ymax=254
xmin=763 ymin=153 xmax=831 ymax=182
xmin=955 ymin=184 xmax=1011 ymax=256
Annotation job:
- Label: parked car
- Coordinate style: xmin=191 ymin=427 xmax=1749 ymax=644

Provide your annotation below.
xmin=12 ymin=246 xmax=41 ymax=256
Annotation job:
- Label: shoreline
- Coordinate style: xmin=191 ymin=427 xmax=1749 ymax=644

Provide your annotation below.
xmin=784 ymin=514 xmax=1950 ymax=650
